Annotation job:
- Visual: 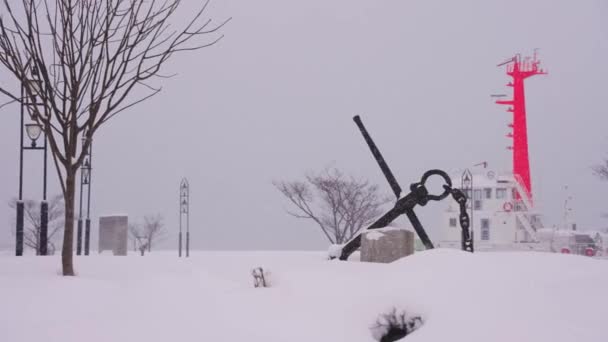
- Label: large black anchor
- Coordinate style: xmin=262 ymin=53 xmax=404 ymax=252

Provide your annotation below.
xmin=333 ymin=116 xmax=474 ymax=261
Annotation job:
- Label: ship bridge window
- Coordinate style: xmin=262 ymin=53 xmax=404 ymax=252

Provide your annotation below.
xmin=474 ymin=200 xmax=482 ymax=210
xmin=481 ymin=219 xmax=490 ymax=240
xmin=463 ymin=189 xmax=472 ymax=199
xmin=484 ymin=188 xmax=492 ymax=199
xmin=473 ymin=190 xmax=483 ymax=210
xmin=496 ymin=188 xmax=507 ymax=199
xmin=449 ymin=218 xmax=457 ymax=227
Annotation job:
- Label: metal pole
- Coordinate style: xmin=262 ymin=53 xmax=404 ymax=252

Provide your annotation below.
xmin=186 ymin=194 xmax=190 ymax=258
xmin=16 ymin=83 xmax=24 ymax=256
xmin=16 ymin=203 xmax=24 ymax=256
xmin=39 ymin=130 xmax=48 ymax=255
xmin=76 ymin=219 xmax=83 ymax=255
xmin=85 ymin=140 xmax=92 ymax=256
xmin=178 ymin=232 xmax=182 ymax=257
xmin=39 ymin=201 xmax=48 ymax=255
xmin=77 ymin=156 xmax=85 ymax=255
xmin=43 ymin=131 xmax=47 ymax=200
xmin=18 ymin=85 xmax=24 ymax=200
xmin=84 ymin=219 xmax=91 ymax=255
xmin=179 ymin=190 xmax=182 ymax=258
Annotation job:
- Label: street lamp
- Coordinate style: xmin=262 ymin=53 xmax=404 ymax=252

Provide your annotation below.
xmin=25 ymin=123 xmax=42 ymax=147
xmin=77 ymin=134 xmax=93 ymax=255
xmin=179 ymin=178 xmax=190 ymax=257
xmin=16 ymin=61 xmax=48 ymax=256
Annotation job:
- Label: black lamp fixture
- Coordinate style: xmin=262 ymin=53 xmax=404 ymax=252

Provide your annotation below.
xmin=24 ymin=122 xmax=43 ymax=147
xmin=16 ymin=59 xmax=48 ymax=256
xmin=77 ymin=132 xmax=93 ymax=256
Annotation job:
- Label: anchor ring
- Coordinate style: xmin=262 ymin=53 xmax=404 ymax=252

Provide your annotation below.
xmin=420 ymin=169 xmax=452 ymax=201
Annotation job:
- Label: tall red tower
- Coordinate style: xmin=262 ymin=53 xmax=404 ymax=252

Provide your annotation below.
xmin=496 ymin=52 xmax=547 ymax=204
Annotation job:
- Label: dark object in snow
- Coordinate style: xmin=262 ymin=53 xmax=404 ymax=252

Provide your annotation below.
xmin=332 ymin=116 xmax=473 ymax=260
xmin=252 ymin=267 xmax=270 ymax=288
xmin=371 ymin=308 xmax=423 ymax=342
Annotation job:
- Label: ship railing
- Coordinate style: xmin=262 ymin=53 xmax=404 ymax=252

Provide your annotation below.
xmin=513 ymin=174 xmax=534 ymax=209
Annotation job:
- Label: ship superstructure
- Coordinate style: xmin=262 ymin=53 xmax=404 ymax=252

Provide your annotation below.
xmin=438 ymin=53 xmax=548 ymax=251
xmin=438 ymin=169 xmax=544 ymax=251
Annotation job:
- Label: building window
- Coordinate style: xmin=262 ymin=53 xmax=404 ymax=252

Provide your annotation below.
xmin=496 ymin=188 xmax=507 ymax=199
xmin=484 ymin=188 xmax=492 ymax=199
xmin=449 ymin=218 xmax=457 ymax=227
xmin=464 ymin=189 xmax=472 ymax=199
xmin=474 ymin=200 xmax=482 ymax=210
xmin=473 ymin=189 xmax=482 ymax=200
xmin=481 ymin=219 xmax=490 ymax=240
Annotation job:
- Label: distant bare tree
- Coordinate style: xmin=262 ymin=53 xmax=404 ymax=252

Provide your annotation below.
xmin=8 ymin=194 xmax=64 ymax=255
xmin=274 ymin=167 xmax=391 ymax=244
xmin=593 ymin=159 xmax=608 ymax=181
xmin=0 ymin=0 xmax=229 ymax=275
xmin=142 ymin=214 xmax=165 ymax=252
xmin=128 ymin=223 xmax=148 ymax=256
xmin=128 ymin=223 xmax=143 ymax=253
xmin=128 ymin=214 xmax=166 ymax=255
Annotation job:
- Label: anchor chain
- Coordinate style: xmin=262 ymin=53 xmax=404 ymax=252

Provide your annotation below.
xmin=447 ymin=186 xmax=474 ymax=252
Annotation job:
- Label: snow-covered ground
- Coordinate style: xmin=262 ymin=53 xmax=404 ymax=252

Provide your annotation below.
xmin=1 ymin=249 xmax=607 ymax=342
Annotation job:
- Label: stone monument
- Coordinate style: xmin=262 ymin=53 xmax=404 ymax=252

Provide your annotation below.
xmin=98 ymin=215 xmax=128 ymax=256
xmin=361 ymin=227 xmax=415 ymax=263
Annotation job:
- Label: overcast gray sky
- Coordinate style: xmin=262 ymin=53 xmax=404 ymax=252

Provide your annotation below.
xmin=1 ymin=0 xmax=607 ymax=251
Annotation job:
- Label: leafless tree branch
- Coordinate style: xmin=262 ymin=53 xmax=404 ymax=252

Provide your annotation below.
xmin=0 ymin=0 xmax=229 ymax=275
xmin=274 ymin=167 xmax=391 ymax=244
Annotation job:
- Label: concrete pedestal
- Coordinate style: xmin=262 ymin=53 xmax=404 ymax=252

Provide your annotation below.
xmin=361 ymin=228 xmax=415 ymax=263
xmin=98 ymin=215 xmax=128 ymax=256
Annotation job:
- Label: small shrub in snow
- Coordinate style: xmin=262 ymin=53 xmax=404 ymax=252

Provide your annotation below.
xmin=251 ymin=267 xmax=271 ymax=288
xmin=370 ymin=308 xmax=423 ymax=342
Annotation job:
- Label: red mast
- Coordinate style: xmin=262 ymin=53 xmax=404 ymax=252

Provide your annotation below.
xmin=496 ymin=52 xmax=546 ymax=204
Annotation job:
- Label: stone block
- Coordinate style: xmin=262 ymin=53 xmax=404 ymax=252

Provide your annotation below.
xmin=361 ymin=228 xmax=415 ymax=263
xmin=98 ymin=215 xmax=128 ymax=256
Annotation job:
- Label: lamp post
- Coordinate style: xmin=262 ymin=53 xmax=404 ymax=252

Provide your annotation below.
xmin=179 ymin=178 xmax=190 ymax=257
xmin=461 ymin=169 xmax=474 ymax=244
xmin=16 ymin=64 xmax=48 ymax=256
xmin=77 ymin=135 xmax=93 ymax=255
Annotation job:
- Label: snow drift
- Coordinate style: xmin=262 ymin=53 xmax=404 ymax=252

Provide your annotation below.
xmin=1 ymin=249 xmax=606 ymax=342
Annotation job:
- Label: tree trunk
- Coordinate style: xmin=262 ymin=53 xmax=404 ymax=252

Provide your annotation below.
xmin=61 ymin=170 xmax=76 ymax=276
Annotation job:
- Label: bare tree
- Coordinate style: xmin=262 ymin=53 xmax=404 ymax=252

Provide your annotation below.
xmin=274 ymin=167 xmax=391 ymax=244
xmin=142 ymin=213 xmax=165 ymax=252
xmin=128 ymin=223 xmax=140 ymax=252
xmin=593 ymin=159 xmax=608 ymax=181
xmin=129 ymin=214 xmax=166 ymax=255
xmin=128 ymin=222 xmax=147 ymax=256
xmin=0 ymin=1 xmax=230 ymax=275
xmin=8 ymin=194 xmax=64 ymax=255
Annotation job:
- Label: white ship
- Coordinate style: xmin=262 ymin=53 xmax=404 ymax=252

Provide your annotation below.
xmin=436 ymin=170 xmax=605 ymax=257
xmin=436 ymin=53 xmax=605 ymax=257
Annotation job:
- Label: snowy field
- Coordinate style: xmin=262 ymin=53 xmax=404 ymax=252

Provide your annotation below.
xmin=1 ymin=249 xmax=607 ymax=342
